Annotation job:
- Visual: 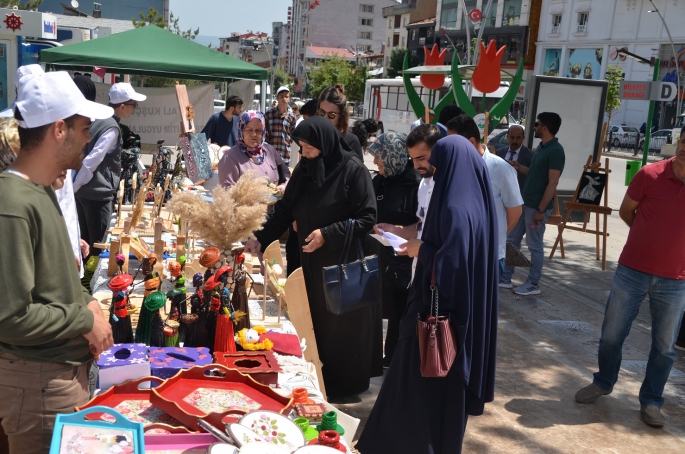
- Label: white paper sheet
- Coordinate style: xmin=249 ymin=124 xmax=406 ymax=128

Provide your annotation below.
xmin=370 ymin=229 xmax=407 ymax=251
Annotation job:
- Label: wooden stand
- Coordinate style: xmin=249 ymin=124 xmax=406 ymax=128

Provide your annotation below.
xmin=549 ymin=155 xmax=612 ymax=270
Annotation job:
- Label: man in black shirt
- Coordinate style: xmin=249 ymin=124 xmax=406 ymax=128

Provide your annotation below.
xmin=201 ymin=95 xmax=243 ymax=147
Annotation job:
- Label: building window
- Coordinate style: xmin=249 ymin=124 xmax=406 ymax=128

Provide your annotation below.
xmin=403 ymin=17 xmax=407 ymax=27
xmin=502 ymin=0 xmax=522 ymax=26
xmin=301 ymin=40 xmax=305 ymax=48
xmin=361 ymin=18 xmax=374 ymax=26
xmin=360 ymin=4 xmax=374 ymax=13
xmin=387 ymin=37 xmax=391 ymax=47
xmin=577 ymin=12 xmax=588 ymax=33
xmin=388 ymin=19 xmax=392 ymax=29
xmin=440 ymin=6 xmax=458 ymax=29
xmin=359 ymin=31 xmax=372 ymax=40
xmin=459 ymin=0 xmax=476 ymax=29
xmin=401 ymin=36 xmax=405 ymax=46
xmin=410 ymin=30 xmax=417 ymax=41
xmin=551 ymin=14 xmax=562 ymax=34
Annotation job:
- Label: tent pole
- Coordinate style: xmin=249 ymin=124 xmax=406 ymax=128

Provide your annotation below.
xmin=260 ymin=80 xmax=267 ymax=113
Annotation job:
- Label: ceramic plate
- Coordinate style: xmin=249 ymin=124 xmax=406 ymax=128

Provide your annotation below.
xmin=238 ymin=442 xmax=289 ymax=454
xmin=239 ymin=410 xmax=306 ymax=451
xmin=293 ymin=446 xmax=342 ymax=453
xmin=226 ymin=423 xmax=268 ymax=447
xmin=209 ymin=442 xmax=240 ymax=454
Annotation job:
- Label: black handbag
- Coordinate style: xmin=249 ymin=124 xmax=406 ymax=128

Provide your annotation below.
xmin=322 ymin=219 xmax=380 ymax=315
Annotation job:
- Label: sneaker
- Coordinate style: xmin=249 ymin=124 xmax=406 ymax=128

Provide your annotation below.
xmin=514 ymin=281 xmax=540 ymax=296
xmin=675 ymin=340 xmax=685 ymax=352
xmin=640 ymin=404 xmax=665 ymax=428
xmin=382 ymin=356 xmax=392 ymax=369
xmin=498 ymin=280 xmax=513 ymax=289
xmin=575 ymin=383 xmax=612 ymax=403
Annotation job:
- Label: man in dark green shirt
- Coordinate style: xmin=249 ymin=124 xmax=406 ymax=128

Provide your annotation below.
xmin=500 ymin=112 xmax=565 ymax=296
xmin=0 ymin=71 xmax=114 ymax=454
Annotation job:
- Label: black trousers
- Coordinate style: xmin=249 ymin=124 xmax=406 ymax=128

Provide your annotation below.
xmin=76 ymin=196 xmax=113 ymax=258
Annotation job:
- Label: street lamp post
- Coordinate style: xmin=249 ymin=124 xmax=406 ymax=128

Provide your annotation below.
xmin=648 ymin=0 xmax=682 ymax=122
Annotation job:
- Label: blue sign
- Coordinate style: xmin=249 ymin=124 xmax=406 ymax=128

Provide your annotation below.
xmin=43 ymin=19 xmax=56 ymax=35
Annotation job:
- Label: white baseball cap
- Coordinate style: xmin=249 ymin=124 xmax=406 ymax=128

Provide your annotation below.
xmin=109 ymin=83 xmax=146 ymax=104
xmin=15 ymin=71 xmax=114 ymax=129
xmin=14 ymin=64 xmax=44 ymax=88
xmin=276 ymin=86 xmax=290 ymax=96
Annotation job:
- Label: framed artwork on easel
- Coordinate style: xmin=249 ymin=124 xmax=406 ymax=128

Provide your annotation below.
xmin=576 ymin=171 xmax=608 ymax=205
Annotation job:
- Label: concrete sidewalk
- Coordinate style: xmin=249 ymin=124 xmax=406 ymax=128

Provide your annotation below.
xmin=343 ymin=156 xmax=685 ymax=453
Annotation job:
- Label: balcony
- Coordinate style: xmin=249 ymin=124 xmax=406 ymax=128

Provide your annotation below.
xmin=382 ymin=0 xmax=417 ymax=17
xmin=550 ymin=25 xmax=560 ymax=34
xmin=575 ymin=23 xmax=587 ymax=34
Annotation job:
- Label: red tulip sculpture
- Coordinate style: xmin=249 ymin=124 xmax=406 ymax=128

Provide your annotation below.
xmin=471 ymin=40 xmax=506 ymax=93
xmin=420 ymin=44 xmax=448 ymax=90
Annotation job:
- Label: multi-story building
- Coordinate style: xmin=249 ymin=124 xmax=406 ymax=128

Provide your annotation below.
xmin=288 ymin=0 xmax=396 ymax=81
xmin=535 ymin=0 xmax=685 ymax=128
xmin=272 ymin=21 xmax=292 ymax=72
xmin=219 ymin=32 xmax=274 ymax=68
xmin=39 ymin=0 xmax=169 ymax=21
xmin=406 ymin=17 xmax=437 ymax=66
xmin=382 ymin=0 xmax=438 ymax=72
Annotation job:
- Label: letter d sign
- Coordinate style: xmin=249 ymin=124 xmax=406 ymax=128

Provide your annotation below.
xmin=651 ymin=82 xmax=677 ymax=101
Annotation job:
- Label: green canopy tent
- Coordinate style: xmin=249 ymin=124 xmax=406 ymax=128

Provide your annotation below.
xmin=40 ymin=25 xmax=268 ymax=82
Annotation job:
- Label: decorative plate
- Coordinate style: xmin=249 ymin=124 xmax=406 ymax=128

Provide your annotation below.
xmin=293 ymin=446 xmax=342 ymax=453
xmin=238 ymin=442 xmax=289 ymax=454
xmin=239 ymin=411 xmax=306 ymax=451
xmin=76 ymin=376 xmax=186 ymax=431
xmin=209 ymin=442 xmax=240 ymax=454
xmin=150 ymin=364 xmax=293 ymax=431
xmin=226 ymin=423 xmax=268 ymax=447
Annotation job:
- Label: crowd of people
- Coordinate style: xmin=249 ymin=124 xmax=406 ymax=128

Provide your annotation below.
xmin=1 ymin=63 xmax=685 ymax=454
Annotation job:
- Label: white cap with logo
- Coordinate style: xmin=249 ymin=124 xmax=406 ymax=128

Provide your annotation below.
xmin=15 ymin=71 xmax=114 ymax=128
xmin=109 ymin=83 xmax=147 ymax=104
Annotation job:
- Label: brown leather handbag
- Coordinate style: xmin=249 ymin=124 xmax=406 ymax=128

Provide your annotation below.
xmin=417 ymin=264 xmax=457 ymax=378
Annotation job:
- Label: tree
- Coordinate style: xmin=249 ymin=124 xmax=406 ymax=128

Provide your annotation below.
xmin=271 ymin=68 xmax=291 ymax=97
xmin=132 ymin=8 xmax=202 ymax=87
xmin=346 ymin=65 xmax=368 ymax=103
xmin=387 ymin=47 xmax=419 ymax=78
xmin=604 ymin=65 xmax=623 ymax=149
xmin=0 ymin=0 xmax=43 ymax=9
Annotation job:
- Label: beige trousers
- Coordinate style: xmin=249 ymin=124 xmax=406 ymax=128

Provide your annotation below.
xmin=0 ymin=353 xmax=90 ymax=454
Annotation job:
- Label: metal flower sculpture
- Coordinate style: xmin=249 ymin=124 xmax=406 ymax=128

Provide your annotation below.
xmin=420 ymin=44 xmax=448 ymax=90
xmin=471 ymin=40 xmax=506 ymax=93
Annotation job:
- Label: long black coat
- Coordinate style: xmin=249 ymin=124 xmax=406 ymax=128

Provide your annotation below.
xmin=255 ymin=153 xmax=380 ymax=398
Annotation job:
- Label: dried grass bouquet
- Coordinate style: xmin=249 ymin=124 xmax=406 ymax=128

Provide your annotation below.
xmin=167 ymin=170 xmax=271 ymax=250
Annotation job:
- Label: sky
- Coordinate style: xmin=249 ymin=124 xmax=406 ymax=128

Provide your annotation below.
xmin=170 ymin=0 xmax=291 ymax=45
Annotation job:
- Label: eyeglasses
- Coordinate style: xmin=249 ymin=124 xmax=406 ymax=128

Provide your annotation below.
xmin=317 ymin=109 xmax=339 ymax=120
xmin=244 ymin=128 xmax=263 ymax=136
xmin=123 ymin=102 xmax=139 ymax=108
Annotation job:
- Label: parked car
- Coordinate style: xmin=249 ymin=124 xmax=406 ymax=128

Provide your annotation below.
xmin=608 ymin=124 xmax=640 ymax=148
xmin=214 ymin=99 xmax=225 ymax=114
xmin=638 ymin=129 xmax=672 ymax=153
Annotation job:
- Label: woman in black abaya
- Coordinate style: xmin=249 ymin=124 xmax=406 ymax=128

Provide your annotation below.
xmin=356 ymin=134 xmax=499 ymax=454
xmin=248 ymin=116 xmax=381 ymax=398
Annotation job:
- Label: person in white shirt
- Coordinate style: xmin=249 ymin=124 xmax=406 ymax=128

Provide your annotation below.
xmin=409 ymin=109 xmax=434 ymax=132
xmin=447 ymin=115 xmax=523 ymax=275
xmin=73 ymin=82 xmax=146 ymax=257
xmin=373 ymin=124 xmax=442 ymax=282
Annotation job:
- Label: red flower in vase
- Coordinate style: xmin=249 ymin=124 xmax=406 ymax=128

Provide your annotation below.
xmin=420 ymin=44 xmax=447 ymax=90
xmin=471 ymin=40 xmax=506 ymax=93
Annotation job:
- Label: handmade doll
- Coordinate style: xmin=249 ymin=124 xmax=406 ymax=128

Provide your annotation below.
xmin=203 ymin=274 xmax=221 ymax=352
xmin=199 ymin=246 xmax=221 ymax=281
xmin=166 ymin=275 xmax=188 ymax=346
xmin=142 ymin=254 xmax=161 ymax=298
xmin=135 ymin=290 xmax=166 ymax=346
xmin=236 ymin=326 xmax=273 ymax=351
xmin=213 ymin=266 xmax=237 ymax=353
xmin=107 ymin=273 xmax=134 ymax=344
xmin=183 ymin=273 xmax=208 ymax=348
xmin=231 ymin=252 xmax=251 ymax=332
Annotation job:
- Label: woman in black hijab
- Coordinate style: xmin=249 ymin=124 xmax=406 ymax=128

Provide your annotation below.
xmin=357 ymin=135 xmax=499 ymax=454
xmin=249 ymin=116 xmax=380 ymax=399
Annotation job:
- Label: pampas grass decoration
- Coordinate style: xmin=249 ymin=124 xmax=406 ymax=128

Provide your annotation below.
xmin=130 ymin=171 xmax=153 ymax=231
xmin=166 ymin=170 xmax=271 ymax=251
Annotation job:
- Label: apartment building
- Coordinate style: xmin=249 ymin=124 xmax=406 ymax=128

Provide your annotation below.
xmin=382 ymin=0 xmax=437 ymax=72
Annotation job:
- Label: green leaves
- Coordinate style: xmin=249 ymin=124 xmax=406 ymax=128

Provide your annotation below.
xmin=308 ymin=56 xmax=369 ymax=102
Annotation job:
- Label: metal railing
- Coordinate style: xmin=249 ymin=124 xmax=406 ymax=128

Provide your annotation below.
xmin=551 ymin=25 xmax=560 ymax=34
xmin=576 ymin=23 xmax=587 ymax=33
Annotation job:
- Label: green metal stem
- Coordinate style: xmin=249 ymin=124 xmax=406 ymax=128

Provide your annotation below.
xmin=642 ymin=58 xmax=660 ymax=167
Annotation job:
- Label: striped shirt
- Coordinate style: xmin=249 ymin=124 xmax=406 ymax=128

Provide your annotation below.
xmin=265 ymin=107 xmax=297 ymax=162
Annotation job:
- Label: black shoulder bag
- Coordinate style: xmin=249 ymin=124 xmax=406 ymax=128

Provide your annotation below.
xmin=322 ymin=219 xmax=380 ymax=315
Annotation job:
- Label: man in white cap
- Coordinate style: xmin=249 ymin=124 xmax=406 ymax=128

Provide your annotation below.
xmin=0 ymin=64 xmax=45 ymax=118
xmin=73 ymin=82 xmax=146 ymax=257
xmin=265 ymin=85 xmax=297 ymax=165
xmin=0 ymin=71 xmax=114 ymax=454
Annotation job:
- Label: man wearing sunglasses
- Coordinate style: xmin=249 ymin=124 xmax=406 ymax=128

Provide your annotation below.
xmin=74 ymin=82 xmax=146 ymax=257
xmin=500 ymin=112 xmax=564 ymax=296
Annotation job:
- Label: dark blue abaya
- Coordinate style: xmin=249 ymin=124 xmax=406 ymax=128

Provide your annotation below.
xmin=357 ymin=135 xmax=499 ymax=454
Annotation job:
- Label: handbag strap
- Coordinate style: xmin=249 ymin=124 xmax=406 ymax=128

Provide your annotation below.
xmin=430 ymin=262 xmax=438 ymax=318
xmin=339 ymin=218 xmax=356 ymax=265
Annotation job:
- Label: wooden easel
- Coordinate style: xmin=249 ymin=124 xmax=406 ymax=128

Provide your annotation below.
xmin=549 ymin=154 xmax=612 ymax=270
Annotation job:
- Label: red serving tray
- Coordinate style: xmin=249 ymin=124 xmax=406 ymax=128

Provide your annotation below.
xmin=75 ymin=376 xmax=189 ymax=431
xmin=213 ymin=351 xmax=282 ymax=386
xmin=150 ymin=364 xmax=293 ymax=431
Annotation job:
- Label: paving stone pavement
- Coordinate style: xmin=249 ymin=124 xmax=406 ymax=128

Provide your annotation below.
xmin=341 ymin=156 xmax=685 ymax=453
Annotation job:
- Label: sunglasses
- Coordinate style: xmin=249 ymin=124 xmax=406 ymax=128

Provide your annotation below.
xmin=535 ymin=121 xmax=543 ymax=127
xmin=317 ymin=109 xmax=339 ymax=120
xmin=123 ymin=102 xmax=139 ymax=108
